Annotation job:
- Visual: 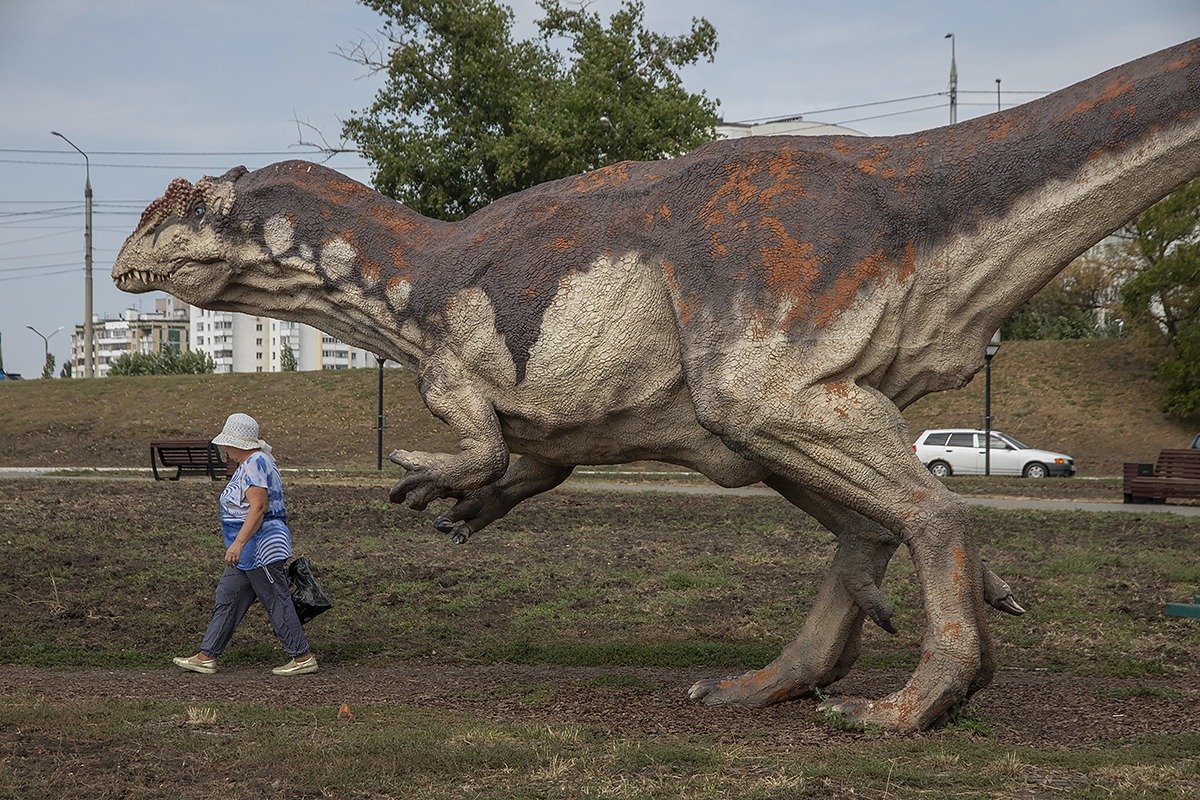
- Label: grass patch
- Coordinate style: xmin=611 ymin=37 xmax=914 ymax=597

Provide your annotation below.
xmin=7 ymin=696 xmax=1197 ymax=800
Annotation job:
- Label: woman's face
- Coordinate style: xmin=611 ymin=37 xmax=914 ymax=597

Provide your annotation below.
xmin=223 ymin=446 xmax=253 ymax=464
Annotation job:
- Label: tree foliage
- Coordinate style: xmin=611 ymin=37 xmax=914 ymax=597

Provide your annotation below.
xmin=1002 ymin=247 xmax=1125 ymax=341
xmin=107 ymin=349 xmax=215 ymax=377
xmin=1119 ymin=177 xmax=1200 ymax=418
xmin=40 ymin=352 xmax=55 ymax=380
xmin=281 ymin=343 xmax=299 ymax=372
xmin=341 ymin=0 xmax=719 ymax=220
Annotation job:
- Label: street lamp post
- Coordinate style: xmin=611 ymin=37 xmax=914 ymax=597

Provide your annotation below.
xmin=376 ymin=356 xmax=385 ymax=470
xmin=984 ymin=331 xmax=1002 ymax=476
xmin=26 ymin=324 xmax=64 ymax=378
xmin=51 ymin=131 xmax=93 ymax=378
xmin=996 ymin=78 xmax=1002 ymax=112
xmin=945 ymin=33 xmax=958 ymax=124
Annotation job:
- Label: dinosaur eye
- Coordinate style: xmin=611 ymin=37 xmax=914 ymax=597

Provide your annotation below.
xmin=193 ymin=204 xmax=206 ymax=217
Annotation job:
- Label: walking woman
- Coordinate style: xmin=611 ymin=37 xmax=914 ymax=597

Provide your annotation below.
xmin=173 ymin=413 xmax=318 ymax=676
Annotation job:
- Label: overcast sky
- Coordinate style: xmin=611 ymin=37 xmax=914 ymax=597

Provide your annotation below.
xmin=1 ymin=0 xmax=1196 ymax=376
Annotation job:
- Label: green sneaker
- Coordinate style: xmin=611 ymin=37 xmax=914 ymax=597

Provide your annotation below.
xmin=272 ymin=656 xmax=318 ymax=676
xmin=172 ymin=654 xmax=216 ymax=674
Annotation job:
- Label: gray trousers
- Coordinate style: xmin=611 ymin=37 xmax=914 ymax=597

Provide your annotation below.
xmin=199 ymin=560 xmax=310 ymax=659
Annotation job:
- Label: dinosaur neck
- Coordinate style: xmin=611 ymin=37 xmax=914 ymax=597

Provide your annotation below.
xmin=927 ymin=39 xmax=1200 ymax=345
xmin=224 ymin=161 xmax=449 ymax=365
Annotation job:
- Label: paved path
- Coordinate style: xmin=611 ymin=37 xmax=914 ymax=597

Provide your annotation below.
xmin=566 ymin=479 xmax=1200 ymax=517
xmin=3 ymin=468 xmax=1198 ymax=517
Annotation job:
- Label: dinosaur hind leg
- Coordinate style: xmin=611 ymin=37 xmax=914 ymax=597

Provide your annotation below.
xmin=689 ymin=478 xmax=899 ymax=707
xmin=693 ymin=378 xmax=994 ymax=730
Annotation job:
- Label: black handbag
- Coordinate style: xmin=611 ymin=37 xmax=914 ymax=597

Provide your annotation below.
xmin=287 ymin=556 xmax=333 ymax=624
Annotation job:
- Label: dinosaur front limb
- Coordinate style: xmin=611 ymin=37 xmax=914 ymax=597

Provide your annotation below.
xmin=389 ymin=353 xmax=509 ymax=510
xmin=432 ymin=457 xmax=574 ymax=543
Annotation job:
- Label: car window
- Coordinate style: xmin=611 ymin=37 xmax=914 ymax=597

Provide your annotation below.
xmin=922 ymin=433 xmax=950 ymax=446
xmin=946 ymin=433 xmax=974 ymax=447
xmin=986 ymin=435 xmax=1009 ymax=450
xmin=999 ymin=433 xmax=1027 ymax=449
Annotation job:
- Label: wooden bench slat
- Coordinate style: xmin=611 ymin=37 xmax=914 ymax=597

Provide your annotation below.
xmin=150 ymin=439 xmax=232 ymax=482
xmin=1123 ymin=448 xmax=1200 ymax=503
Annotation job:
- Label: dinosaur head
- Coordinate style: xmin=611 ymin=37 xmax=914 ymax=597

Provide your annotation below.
xmin=114 ymin=160 xmax=426 ymax=320
xmin=113 ymin=166 xmax=261 ymax=306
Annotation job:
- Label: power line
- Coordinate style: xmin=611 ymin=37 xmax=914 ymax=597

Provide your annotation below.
xmin=834 ymin=103 xmax=950 ymax=125
xmin=0 ymin=148 xmax=329 ymax=156
xmin=0 ymin=249 xmax=76 ymax=261
xmin=0 ymin=267 xmax=81 ymax=283
xmin=0 ymin=261 xmax=81 ymax=273
xmin=0 ymin=158 xmax=371 ymax=170
xmin=0 ymin=205 xmax=80 ymax=218
xmin=0 ymin=230 xmax=76 ymax=246
xmin=728 ymin=88 xmax=1049 ymax=126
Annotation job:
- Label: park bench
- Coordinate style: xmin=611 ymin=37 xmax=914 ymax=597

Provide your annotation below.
xmin=149 ymin=439 xmax=232 ymax=481
xmin=1122 ymin=448 xmax=1200 ymax=504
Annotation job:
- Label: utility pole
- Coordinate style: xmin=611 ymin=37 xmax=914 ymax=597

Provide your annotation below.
xmin=945 ymin=33 xmax=958 ymax=124
xmin=52 ymin=131 xmax=93 ymax=378
xmin=996 ymin=78 xmax=1002 ymax=112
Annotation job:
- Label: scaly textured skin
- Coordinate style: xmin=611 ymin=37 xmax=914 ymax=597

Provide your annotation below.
xmin=114 ymin=40 xmax=1200 ymax=730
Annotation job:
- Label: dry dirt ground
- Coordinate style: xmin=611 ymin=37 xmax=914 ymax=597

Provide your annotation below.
xmin=3 ymin=476 xmax=1199 ymax=797
xmin=2 ymin=663 xmax=1197 ymax=750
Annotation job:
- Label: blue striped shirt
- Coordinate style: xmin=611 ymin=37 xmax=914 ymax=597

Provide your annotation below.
xmin=219 ymin=451 xmax=292 ymax=570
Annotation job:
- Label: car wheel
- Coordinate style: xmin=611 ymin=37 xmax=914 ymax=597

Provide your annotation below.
xmin=928 ymin=461 xmax=952 ymax=478
xmin=1023 ymin=462 xmax=1048 ymax=478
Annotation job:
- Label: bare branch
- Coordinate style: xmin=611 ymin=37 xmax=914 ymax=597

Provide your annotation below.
xmin=290 ymin=114 xmax=364 ymax=164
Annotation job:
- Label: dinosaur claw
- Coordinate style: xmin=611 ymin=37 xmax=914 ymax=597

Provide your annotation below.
xmin=843 ymin=579 xmax=898 ymax=634
xmin=992 ymin=595 xmax=1026 ymax=616
xmin=981 ymin=563 xmax=1026 ymax=616
xmin=432 ymin=516 xmax=456 ymax=533
xmin=449 ymin=526 xmax=472 ymax=545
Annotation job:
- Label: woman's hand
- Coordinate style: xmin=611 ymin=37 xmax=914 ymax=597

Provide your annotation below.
xmin=225 ymin=541 xmax=244 ymax=567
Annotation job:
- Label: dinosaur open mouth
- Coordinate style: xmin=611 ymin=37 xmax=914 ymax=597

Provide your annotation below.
xmin=116 ymin=269 xmax=172 ymax=289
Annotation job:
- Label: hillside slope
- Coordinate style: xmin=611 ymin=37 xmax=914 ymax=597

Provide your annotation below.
xmin=1 ymin=340 xmax=1194 ymax=474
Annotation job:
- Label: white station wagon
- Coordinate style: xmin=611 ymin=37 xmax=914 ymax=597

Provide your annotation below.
xmin=912 ymin=429 xmax=1076 ymax=478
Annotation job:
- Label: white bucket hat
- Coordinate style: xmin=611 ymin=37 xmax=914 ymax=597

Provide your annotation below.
xmin=211 ymin=412 xmax=270 ymax=452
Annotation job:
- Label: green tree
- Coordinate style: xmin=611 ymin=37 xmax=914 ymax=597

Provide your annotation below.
xmin=40 ymin=352 xmax=56 ymax=379
xmin=108 ymin=349 xmax=216 ymax=377
xmin=1002 ymin=246 xmax=1125 ymax=341
xmin=1120 ymin=177 xmax=1200 ymax=417
xmin=280 ymin=343 xmax=299 ymax=372
xmin=340 ymin=0 xmax=719 ymax=220
xmin=59 ymin=360 xmax=73 ymax=379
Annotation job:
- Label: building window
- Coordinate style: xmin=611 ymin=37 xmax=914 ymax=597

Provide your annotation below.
xmin=256 ymin=338 xmax=263 ymax=346
xmin=256 ymin=366 xmax=263 ymax=372
xmin=256 ymin=323 xmax=263 ymax=331
xmin=256 ymin=352 xmax=263 ymax=360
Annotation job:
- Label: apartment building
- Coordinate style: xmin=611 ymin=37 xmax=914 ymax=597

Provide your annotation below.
xmin=190 ymin=308 xmax=375 ymax=373
xmin=70 ymin=296 xmax=191 ymax=378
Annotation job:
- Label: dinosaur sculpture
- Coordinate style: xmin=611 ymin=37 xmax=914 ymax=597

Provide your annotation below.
xmin=114 ymin=39 xmax=1199 ymax=730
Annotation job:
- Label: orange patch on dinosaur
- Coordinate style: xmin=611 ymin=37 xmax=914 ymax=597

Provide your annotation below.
xmin=1067 ymin=75 xmax=1135 ymax=118
xmin=813 ymin=242 xmax=915 ymax=327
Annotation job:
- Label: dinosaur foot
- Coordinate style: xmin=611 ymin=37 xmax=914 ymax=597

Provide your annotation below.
xmin=817 ymin=692 xmax=963 ymax=732
xmin=432 ymin=516 xmax=472 ymax=545
xmin=687 ymin=666 xmax=813 ymax=708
